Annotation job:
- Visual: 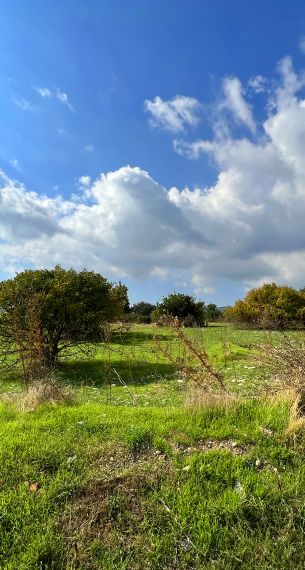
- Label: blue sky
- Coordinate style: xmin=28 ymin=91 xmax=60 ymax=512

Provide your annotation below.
xmin=1 ymin=1 xmax=305 ymax=305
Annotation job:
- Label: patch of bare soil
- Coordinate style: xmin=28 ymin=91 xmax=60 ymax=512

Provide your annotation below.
xmin=59 ymin=453 xmax=173 ymax=569
xmin=59 ymin=440 xmax=252 ymax=568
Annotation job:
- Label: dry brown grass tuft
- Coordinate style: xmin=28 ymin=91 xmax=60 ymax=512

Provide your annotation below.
xmin=184 ymin=386 xmax=237 ymax=410
xmin=16 ymin=375 xmax=74 ymax=411
xmin=263 ymin=387 xmax=295 ymax=406
xmin=258 ymin=333 xmax=305 ymax=435
xmin=285 ymin=391 xmax=305 ymax=437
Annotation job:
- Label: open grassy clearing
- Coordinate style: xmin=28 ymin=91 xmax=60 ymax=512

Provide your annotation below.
xmin=1 ymin=325 xmax=305 ymax=568
xmin=0 ymin=324 xmax=280 ymax=405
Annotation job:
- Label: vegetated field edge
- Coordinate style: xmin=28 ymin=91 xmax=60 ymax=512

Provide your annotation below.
xmin=1 ymin=325 xmax=305 ymax=569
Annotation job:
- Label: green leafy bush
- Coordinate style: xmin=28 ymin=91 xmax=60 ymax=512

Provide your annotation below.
xmin=0 ymin=266 xmax=127 ymax=382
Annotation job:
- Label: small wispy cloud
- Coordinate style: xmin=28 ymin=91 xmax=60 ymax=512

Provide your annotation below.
xmin=144 ymin=95 xmax=201 ymax=133
xmin=55 ymin=88 xmax=75 ymax=112
xmin=222 ymin=77 xmax=256 ymax=132
xmin=78 ymin=175 xmax=91 ymax=188
xmin=57 ymin=128 xmax=69 ymax=137
xmin=35 ymin=86 xmax=75 ymax=112
xmin=299 ymin=35 xmax=305 ymax=54
xmin=14 ymin=98 xmax=36 ymax=112
xmin=9 ymin=159 xmax=22 ymax=172
xmin=248 ymin=75 xmax=267 ymax=93
xmin=36 ymin=87 xmax=52 ymax=98
xmin=84 ymin=144 xmax=94 ymax=153
xmin=173 ymin=138 xmax=214 ymax=160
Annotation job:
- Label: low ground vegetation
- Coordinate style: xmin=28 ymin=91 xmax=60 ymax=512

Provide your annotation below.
xmin=0 ymin=323 xmax=305 ymax=567
xmin=1 ymin=394 xmax=305 ymax=569
xmin=2 ymin=270 xmax=305 ymax=568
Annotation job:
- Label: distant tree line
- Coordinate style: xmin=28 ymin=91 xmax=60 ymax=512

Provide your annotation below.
xmin=128 ymin=293 xmax=222 ymax=326
xmin=224 ymin=283 xmax=305 ymax=329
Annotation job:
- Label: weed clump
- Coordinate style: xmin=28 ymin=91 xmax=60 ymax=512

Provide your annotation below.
xmin=259 ymin=332 xmax=305 ymax=434
xmin=154 ymin=318 xmax=231 ymax=407
xmin=18 ymin=374 xmax=74 ymax=411
xmin=127 ymin=428 xmax=154 ymax=454
xmin=184 ymin=387 xmax=237 ymax=410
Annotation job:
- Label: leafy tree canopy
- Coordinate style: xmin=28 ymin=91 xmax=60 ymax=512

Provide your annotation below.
xmin=132 ymin=302 xmax=156 ymax=317
xmin=224 ymin=283 xmax=305 ymax=328
xmin=206 ymin=303 xmax=222 ymax=322
xmin=153 ymin=292 xmax=206 ymax=327
xmin=0 ymin=266 xmax=126 ymax=376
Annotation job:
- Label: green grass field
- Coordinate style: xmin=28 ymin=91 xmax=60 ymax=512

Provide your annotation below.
xmin=0 ymin=324 xmax=275 ymax=403
xmin=1 ymin=325 xmax=305 ymax=569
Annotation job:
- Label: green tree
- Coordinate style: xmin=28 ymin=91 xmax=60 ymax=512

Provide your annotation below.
xmin=206 ymin=303 xmax=222 ymax=322
xmin=0 ymin=266 xmax=125 ymax=379
xmin=131 ymin=301 xmax=156 ymax=323
xmin=224 ymin=283 xmax=305 ymax=328
xmin=113 ymin=282 xmax=130 ymax=314
xmin=153 ymin=292 xmax=206 ymax=327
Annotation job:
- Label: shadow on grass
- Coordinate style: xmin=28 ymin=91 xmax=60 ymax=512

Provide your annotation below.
xmin=57 ymin=359 xmax=176 ymax=388
xmin=110 ymin=330 xmax=173 ymax=345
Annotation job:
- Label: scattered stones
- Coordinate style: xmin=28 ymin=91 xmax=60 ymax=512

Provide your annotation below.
xmin=260 ymin=426 xmax=274 ymax=437
xmin=169 ymin=438 xmax=249 ymax=456
xmin=180 ymin=537 xmax=193 ymax=551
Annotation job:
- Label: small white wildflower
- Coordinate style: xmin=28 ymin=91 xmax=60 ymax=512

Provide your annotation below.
xmin=67 ymin=455 xmax=77 ymax=465
xmin=234 ymin=480 xmax=245 ymax=494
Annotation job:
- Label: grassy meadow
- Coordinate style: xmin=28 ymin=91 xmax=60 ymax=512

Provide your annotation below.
xmin=1 ymin=324 xmax=305 ymax=569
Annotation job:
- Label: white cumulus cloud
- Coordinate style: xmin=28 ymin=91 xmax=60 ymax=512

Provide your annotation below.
xmin=2 ymin=55 xmax=305 ymax=297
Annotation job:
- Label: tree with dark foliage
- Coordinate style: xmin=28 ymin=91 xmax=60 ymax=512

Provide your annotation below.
xmin=153 ymin=292 xmax=206 ymax=327
xmin=0 ymin=266 xmax=125 ymax=381
xmin=131 ymin=301 xmax=156 ymax=323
